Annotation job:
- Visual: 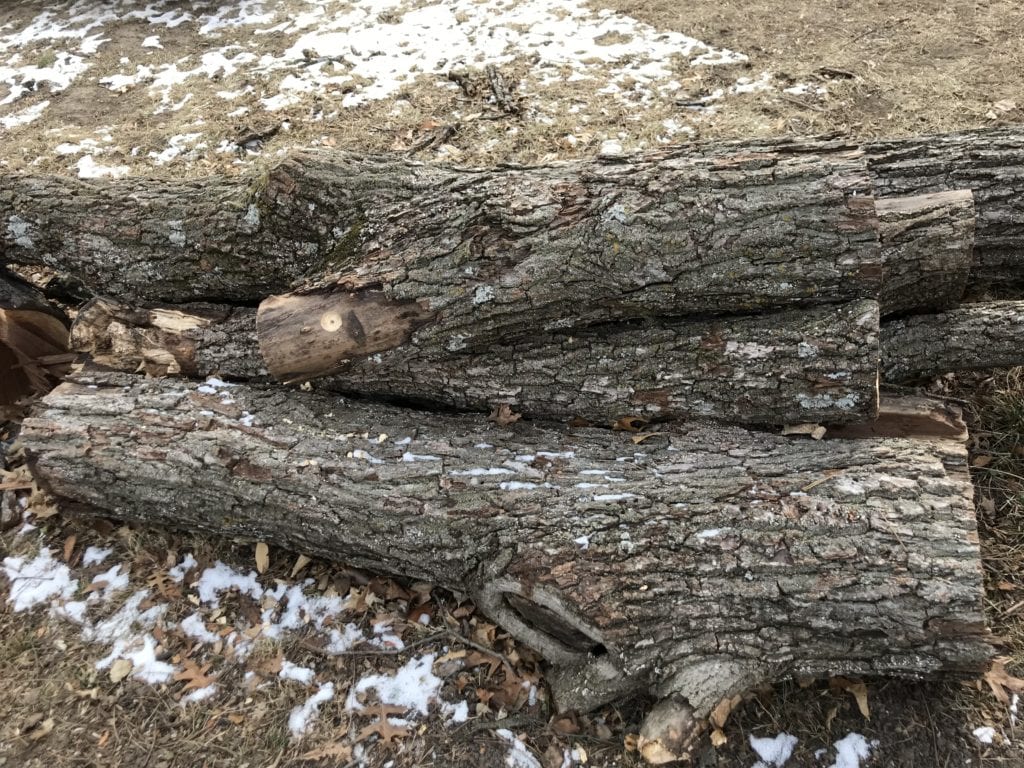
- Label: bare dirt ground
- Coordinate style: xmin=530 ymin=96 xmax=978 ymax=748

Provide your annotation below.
xmin=2 ymin=1 xmax=1024 ymax=767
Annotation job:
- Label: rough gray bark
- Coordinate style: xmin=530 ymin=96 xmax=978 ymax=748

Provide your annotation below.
xmin=22 ymin=372 xmax=992 ymax=762
xmin=865 ymin=128 xmax=1024 ymax=297
xmin=882 ymin=301 xmax=1024 ymax=381
xmin=876 ymin=191 xmax=974 ymax=315
xmin=73 ymin=296 xmax=881 ymax=424
xmin=2 ymin=141 xmax=881 ymax=349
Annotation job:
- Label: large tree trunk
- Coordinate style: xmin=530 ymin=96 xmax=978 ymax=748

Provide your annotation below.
xmin=22 ymin=372 xmax=992 ymax=762
xmin=882 ymin=300 xmax=1024 ymax=381
xmin=75 ymin=296 xmax=882 ymax=424
xmin=1 ymin=143 xmax=880 ymax=323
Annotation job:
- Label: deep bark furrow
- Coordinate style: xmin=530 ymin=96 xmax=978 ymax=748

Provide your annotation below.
xmin=882 ymin=300 xmax=1024 ymax=380
xmin=22 ymin=373 xmax=991 ymax=730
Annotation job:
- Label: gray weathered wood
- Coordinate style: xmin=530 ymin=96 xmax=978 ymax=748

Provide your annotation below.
xmin=22 ymin=372 xmax=992 ymax=762
xmin=882 ymin=301 xmax=1024 ymax=381
xmin=865 ymin=128 xmax=1024 ymax=298
xmin=74 ymin=297 xmax=881 ymax=424
xmin=876 ymin=190 xmax=974 ymax=315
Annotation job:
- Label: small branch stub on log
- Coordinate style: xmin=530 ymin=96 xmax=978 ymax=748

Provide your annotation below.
xmin=80 ymin=296 xmax=882 ymax=425
xmin=22 ymin=372 xmax=993 ymax=763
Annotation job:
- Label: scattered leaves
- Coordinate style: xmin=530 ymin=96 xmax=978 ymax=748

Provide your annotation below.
xmin=489 ymin=403 xmax=522 ymax=426
xmin=255 ymin=542 xmax=270 ymax=574
xmin=632 ymin=432 xmax=666 ymax=444
xmin=710 ymin=728 xmax=728 ymax=747
xmin=972 ymin=454 xmax=993 ymax=468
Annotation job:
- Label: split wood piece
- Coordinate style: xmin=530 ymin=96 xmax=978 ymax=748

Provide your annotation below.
xmin=825 ymin=394 xmax=968 ymax=441
xmin=71 ymin=298 xmax=266 ymax=380
xmin=882 ymin=301 xmax=1024 ymax=381
xmin=0 ymin=268 xmax=70 ymax=406
xmin=76 ymin=297 xmax=881 ymax=424
xmin=876 ymin=190 xmax=975 ymax=316
xmin=3 ymin=140 xmax=880 ymax=320
xmin=865 ymin=127 xmax=1024 ymax=298
xmin=23 ymin=373 xmax=992 ymax=764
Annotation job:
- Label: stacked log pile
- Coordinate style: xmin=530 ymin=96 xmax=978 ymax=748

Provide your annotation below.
xmin=5 ymin=127 xmax=1023 ymax=763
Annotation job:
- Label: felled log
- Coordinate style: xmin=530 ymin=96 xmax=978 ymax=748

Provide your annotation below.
xmin=865 ymin=127 xmax=1024 ymax=297
xmin=74 ymin=297 xmax=881 ymax=424
xmin=1 ymin=142 xmax=881 ymax=325
xmin=882 ymin=301 xmax=1024 ymax=381
xmin=0 ymin=268 xmax=70 ymax=406
xmin=23 ymin=372 xmax=992 ymax=763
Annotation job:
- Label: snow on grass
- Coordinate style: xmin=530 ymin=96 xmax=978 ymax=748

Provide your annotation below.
xmin=2 ymin=548 xmax=78 ymax=611
xmin=346 ymin=654 xmax=443 ymax=716
xmin=826 ymin=733 xmax=878 ymax=768
xmin=750 ymin=732 xmax=798 ymax=767
xmin=193 ymin=560 xmax=264 ymax=605
xmin=496 ymin=728 xmax=543 ymax=768
xmin=973 ymin=726 xmax=996 ymax=744
xmin=76 ymin=155 xmax=130 ymax=178
xmin=82 ymin=546 xmax=113 ymax=566
xmin=288 ymin=682 xmax=335 ymax=737
xmin=280 ymin=660 xmax=316 ymax=685
xmin=0 ymin=0 xmax=771 ymax=167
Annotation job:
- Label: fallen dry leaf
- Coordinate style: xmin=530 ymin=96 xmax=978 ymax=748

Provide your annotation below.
xmin=109 ymin=658 xmax=133 ymax=683
xmin=301 ymin=742 xmax=353 ymax=762
xmin=984 ymin=659 xmax=1024 ymax=705
xmin=174 ymin=658 xmax=217 ymax=693
xmin=782 ymin=423 xmax=827 ymax=440
xmin=290 ymin=553 xmax=312 ymax=578
xmin=710 ymin=728 xmax=728 ymax=747
xmin=62 ymin=534 xmax=76 ymax=563
xmin=632 ymin=432 xmax=666 ymax=444
xmin=612 ymin=415 xmax=647 ymax=432
xmin=830 ymin=676 xmax=870 ymax=720
xmin=255 ymin=542 xmax=270 ymax=573
xmin=26 ymin=716 xmax=54 ymax=741
xmin=972 ymin=455 xmax=993 ymax=468
xmin=489 ymin=403 xmax=522 ymax=426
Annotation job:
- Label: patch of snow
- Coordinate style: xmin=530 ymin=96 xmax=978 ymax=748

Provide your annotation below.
xmin=193 ymin=561 xmax=264 ymax=606
xmin=3 ymin=548 xmax=78 ymax=611
xmin=0 ymin=99 xmax=50 ymax=128
xmin=402 ymin=452 xmax=442 ymax=462
xmin=88 ymin=564 xmax=130 ymax=600
xmin=142 ymin=35 xmax=162 ymax=49
xmin=496 ymin=729 xmax=543 ymax=768
xmin=288 ymin=682 xmax=335 ymax=737
xmin=82 ymin=546 xmax=113 ymax=567
xmin=180 ymin=612 xmax=220 ymax=644
xmin=973 ymin=726 xmax=996 ymax=744
xmin=750 ymin=732 xmax=797 ymax=767
xmin=346 ymin=654 xmax=442 ymax=717
xmin=280 ymin=660 xmax=316 ymax=685
xmin=182 ymin=684 xmax=218 ymax=704
xmin=826 ymin=733 xmax=878 ymax=768
xmin=76 ymin=154 xmax=130 ymax=178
